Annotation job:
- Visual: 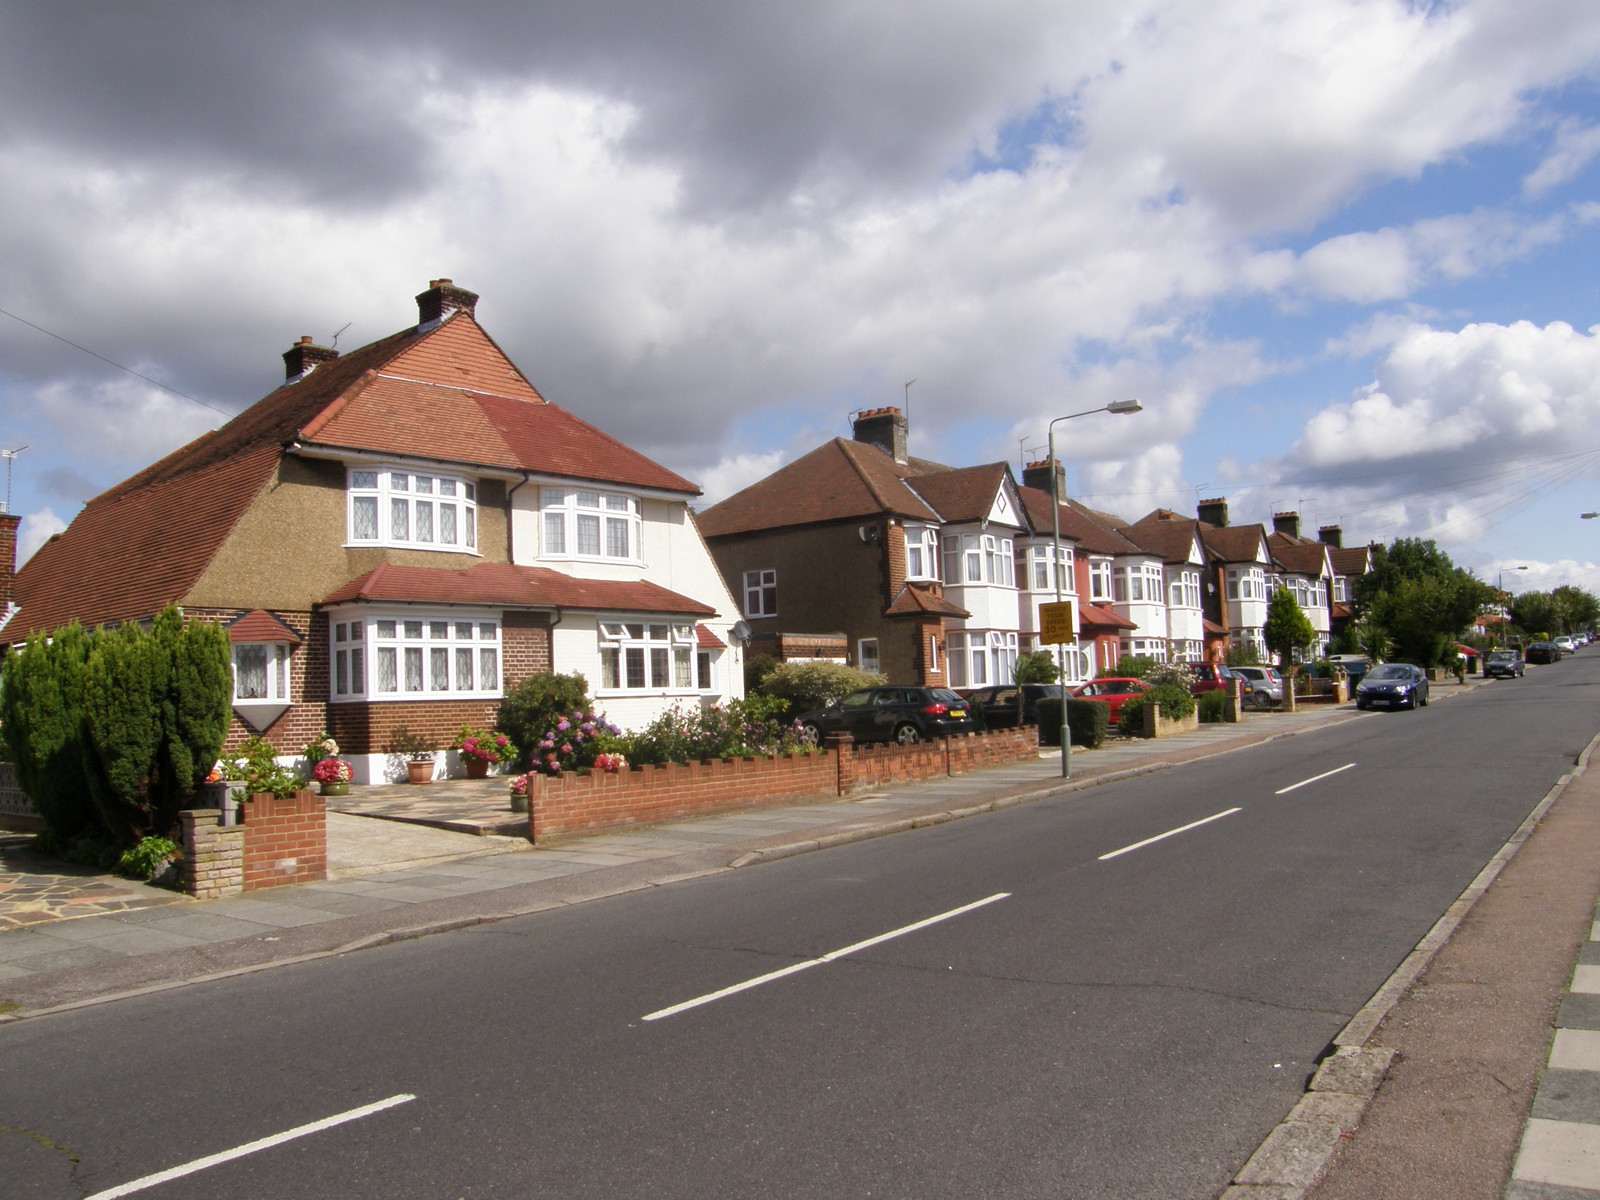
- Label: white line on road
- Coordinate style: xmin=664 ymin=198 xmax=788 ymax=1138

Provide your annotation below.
xmin=642 ymin=892 xmax=1012 ymax=1021
xmin=1275 ymin=763 xmax=1356 ymax=795
xmin=1098 ymin=808 xmax=1242 ymax=861
xmin=84 ymin=1093 xmax=417 ymax=1199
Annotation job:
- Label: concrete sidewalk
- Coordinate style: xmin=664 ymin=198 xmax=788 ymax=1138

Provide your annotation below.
xmin=3 ymin=684 xmax=1598 ymax=1200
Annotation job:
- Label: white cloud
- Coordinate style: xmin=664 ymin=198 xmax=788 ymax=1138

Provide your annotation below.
xmin=1525 ymin=120 xmax=1600 ymax=196
xmin=17 ymin=508 xmax=67 ymax=565
xmin=693 ymin=450 xmax=788 ymax=509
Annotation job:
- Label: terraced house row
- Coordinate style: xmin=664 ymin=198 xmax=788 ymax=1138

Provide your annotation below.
xmin=697 ymin=407 xmax=1372 ymax=688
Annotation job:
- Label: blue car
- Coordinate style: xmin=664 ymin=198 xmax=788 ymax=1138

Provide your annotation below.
xmin=1354 ymin=663 xmax=1429 ymax=710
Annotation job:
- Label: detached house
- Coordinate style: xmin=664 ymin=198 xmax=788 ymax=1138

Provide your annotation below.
xmin=0 ymin=281 xmax=744 ymax=782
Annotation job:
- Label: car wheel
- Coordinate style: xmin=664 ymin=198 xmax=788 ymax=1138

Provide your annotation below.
xmin=893 ymin=723 xmax=921 ymax=745
xmin=800 ymin=722 xmax=822 ymax=745
xmin=1421 ymin=690 xmax=1429 ymax=707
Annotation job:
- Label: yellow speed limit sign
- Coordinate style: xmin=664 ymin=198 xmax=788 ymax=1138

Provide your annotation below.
xmin=1038 ymin=600 xmax=1078 ymax=645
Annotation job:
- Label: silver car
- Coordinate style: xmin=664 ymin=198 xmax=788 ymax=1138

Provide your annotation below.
xmin=1229 ymin=665 xmax=1283 ymax=709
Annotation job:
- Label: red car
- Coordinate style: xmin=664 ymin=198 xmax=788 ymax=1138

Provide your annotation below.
xmin=1189 ymin=663 xmax=1241 ymax=696
xmin=1071 ymin=677 xmax=1152 ymax=726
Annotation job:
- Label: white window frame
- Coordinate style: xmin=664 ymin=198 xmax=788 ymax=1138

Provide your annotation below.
xmin=329 ymin=609 xmax=501 ymax=702
xmin=744 ymin=569 xmax=778 ymax=618
xmin=598 ymin=619 xmax=697 ymax=695
xmin=1089 ymin=559 xmax=1112 ymax=602
xmin=858 ymin=638 xmax=880 ymax=675
xmin=904 ymin=526 xmax=940 ymax=581
xmin=1169 ymin=568 xmax=1201 ymax=610
xmin=348 ymin=467 xmax=478 ymax=553
xmin=233 ymin=642 xmax=292 ymax=704
xmin=540 ymin=487 xmax=642 ymax=564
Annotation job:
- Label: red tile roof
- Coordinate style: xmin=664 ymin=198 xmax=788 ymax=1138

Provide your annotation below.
xmin=226 ymin=610 xmax=304 ymax=644
xmin=696 ymin=624 xmax=726 ymax=649
xmin=908 ymin=464 xmax=1016 ymax=525
xmin=8 ymin=300 xmax=701 ymax=640
xmin=322 ymin=562 xmax=715 ymax=616
xmin=1079 ymin=601 xmax=1136 ymax=630
xmin=884 ymin=583 xmax=969 ymax=618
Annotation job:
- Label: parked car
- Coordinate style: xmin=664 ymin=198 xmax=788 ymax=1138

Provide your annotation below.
xmin=1228 ymin=665 xmax=1283 ymax=709
xmin=1556 ymin=635 xmax=1576 ymax=654
xmin=795 ymin=686 xmax=974 ymax=745
xmin=1484 ymin=649 xmax=1526 ymax=678
xmin=1071 ymin=677 xmax=1153 ymax=726
xmin=1527 ymin=641 xmax=1562 ymax=664
xmin=962 ymin=683 xmax=1065 ymax=729
xmin=1354 ymin=663 xmax=1430 ymax=710
xmin=1188 ymin=663 xmax=1240 ymax=696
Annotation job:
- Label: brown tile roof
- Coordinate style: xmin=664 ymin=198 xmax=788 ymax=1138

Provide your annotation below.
xmin=1199 ymin=523 xmax=1270 ymax=564
xmin=1118 ymin=517 xmax=1207 ymax=566
xmin=9 ymin=302 xmax=700 ymax=640
xmin=1013 ymin=487 xmax=1142 ymax=555
xmin=1329 ymin=545 xmax=1372 ymax=577
xmin=696 ymin=438 xmax=942 ymax=537
xmin=1079 ymin=600 xmax=1136 ymax=630
xmin=226 ymin=610 xmax=304 ymax=644
xmin=696 ymin=624 xmax=726 ymax=649
xmin=322 ymin=562 xmax=716 ymax=616
xmin=884 ymin=583 xmax=969 ymax=618
xmin=907 ymin=464 xmax=1016 ymax=526
xmin=8 ymin=443 xmax=281 ymax=639
xmin=1267 ymin=533 xmax=1331 ymax=577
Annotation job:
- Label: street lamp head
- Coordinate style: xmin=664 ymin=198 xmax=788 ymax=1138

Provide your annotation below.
xmin=1583 ymin=512 xmax=1599 ymax=520
xmin=1107 ymin=398 xmax=1143 ymax=415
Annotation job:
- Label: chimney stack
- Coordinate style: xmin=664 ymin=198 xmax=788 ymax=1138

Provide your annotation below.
xmin=416 ymin=278 xmax=480 ymax=328
xmin=852 ymin=406 xmax=908 ymax=464
xmin=1198 ymin=497 xmax=1229 ymax=527
xmin=1318 ymin=524 xmax=1343 ymax=548
xmin=282 ymin=335 xmax=340 ymax=380
xmin=1272 ymin=511 xmax=1301 ymax=540
xmin=1022 ymin=459 xmax=1066 ymax=498
xmin=0 ymin=511 xmax=18 ymax=610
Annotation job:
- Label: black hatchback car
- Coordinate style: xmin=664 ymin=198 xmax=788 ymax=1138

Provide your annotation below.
xmin=961 ymin=683 xmax=1065 ymax=728
xmin=796 ymin=687 xmax=974 ymax=744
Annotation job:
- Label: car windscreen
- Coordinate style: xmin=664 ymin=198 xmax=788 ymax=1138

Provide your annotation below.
xmin=1365 ymin=664 xmax=1411 ymax=680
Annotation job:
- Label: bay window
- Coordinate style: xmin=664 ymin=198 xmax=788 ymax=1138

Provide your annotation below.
xmin=541 ymin=487 xmax=641 ymax=563
xmin=348 ymin=468 xmax=477 ymax=552
xmin=330 ymin=612 xmax=500 ymax=701
xmin=940 ymin=533 xmax=1018 ymax=587
xmin=233 ymin=643 xmax=291 ymax=703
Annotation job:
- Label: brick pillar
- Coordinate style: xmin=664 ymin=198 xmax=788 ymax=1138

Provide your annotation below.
xmin=0 ymin=511 xmax=18 ymax=609
xmin=827 ymin=732 xmax=856 ymax=795
xmin=180 ymin=809 xmax=246 ymax=899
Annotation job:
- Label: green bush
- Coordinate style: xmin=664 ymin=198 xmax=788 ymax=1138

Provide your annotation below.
xmin=1013 ymin=651 xmax=1060 ymax=685
xmin=117 ymin=836 xmax=179 ymax=883
xmin=755 ymin=660 xmax=884 ymax=717
xmin=623 ymin=697 xmax=811 ymax=766
xmin=1145 ymin=684 xmax=1195 ymax=720
xmin=497 ymin=672 xmax=592 ymax=770
xmin=744 ymin=654 xmax=780 ymax=695
xmin=1197 ymin=690 xmax=1228 ymax=723
xmin=1110 ymin=655 xmax=1156 ymax=679
xmin=219 ymin=737 xmax=306 ymax=799
xmin=1036 ymin=698 xmax=1108 ymax=749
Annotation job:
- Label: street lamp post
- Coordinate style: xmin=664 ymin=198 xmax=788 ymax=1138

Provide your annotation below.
xmin=1497 ymin=565 xmax=1528 ymax=645
xmin=1048 ymin=398 xmax=1143 ymax=778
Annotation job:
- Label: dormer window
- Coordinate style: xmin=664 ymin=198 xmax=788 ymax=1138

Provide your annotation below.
xmin=541 ymin=488 xmax=641 ymax=563
xmin=348 ymin=468 xmax=477 ymax=552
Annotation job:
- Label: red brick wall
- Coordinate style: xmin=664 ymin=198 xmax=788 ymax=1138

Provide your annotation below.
xmin=326 ymin=698 xmax=503 ymax=759
xmin=0 ymin=512 xmax=18 ymax=609
xmin=239 ymin=789 xmax=326 ymax=891
xmin=502 ymin=611 xmax=552 ymax=686
xmin=528 ymin=726 xmax=1040 ymax=841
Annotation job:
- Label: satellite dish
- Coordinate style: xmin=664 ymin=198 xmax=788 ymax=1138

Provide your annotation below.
xmin=731 ymin=620 xmax=752 ymax=642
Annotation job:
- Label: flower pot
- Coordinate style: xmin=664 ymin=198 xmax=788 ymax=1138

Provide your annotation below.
xmin=464 ymin=757 xmax=489 ymax=780
xmin=319 ymin=780 xmax=350 ymax=797
xmin=509 ymin=790 xmax=529 ymax=814
xmin=406 ymin=758 xmax=435 ymax=785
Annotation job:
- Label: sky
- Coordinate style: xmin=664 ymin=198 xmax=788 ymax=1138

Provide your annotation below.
xmin=3 ymin=0 xmax=1600 ymax=601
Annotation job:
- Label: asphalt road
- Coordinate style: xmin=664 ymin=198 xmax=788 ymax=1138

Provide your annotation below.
xmin=3 ymin=658 xmax=1595 ymax=1199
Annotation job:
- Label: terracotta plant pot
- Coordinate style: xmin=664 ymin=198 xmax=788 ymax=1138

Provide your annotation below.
xmin=406 ymin=758 xmax=435 ymax=785
xmin=464 ymin=757 xmax=489 ymax=780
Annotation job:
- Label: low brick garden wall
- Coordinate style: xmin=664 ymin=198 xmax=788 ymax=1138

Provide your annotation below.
xmin=180 ymin=789 xmax=327 ymax=899
xmin=528 ymin=726 xmax=1040 ymax=841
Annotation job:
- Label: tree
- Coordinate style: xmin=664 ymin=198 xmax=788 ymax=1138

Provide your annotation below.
xmin=0 ymin=626 xmax=97 ymax=840
xmin=1552 ymin=585 xmax=1600 ymax=635
xmin=755 ymin=660 xmax=884 ymax=717
xmin=1355 ymin=538 xmax=1494 ymax=666
xmin=1263 ymin=588 xmax=1315 ymax=672
xmin=1509 ymin=591 xmax=1561 ymax=640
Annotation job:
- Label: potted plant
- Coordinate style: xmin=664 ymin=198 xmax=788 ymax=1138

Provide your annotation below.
xmin=312 ymin=756 xmax=353 ymax=797
xmin=454 ymin=726 xmax=516 ymax=780
xmin=508 ymin=772 xmax=531 ymax=814
xmin=385 ymin=727 xmax=438 ymax=784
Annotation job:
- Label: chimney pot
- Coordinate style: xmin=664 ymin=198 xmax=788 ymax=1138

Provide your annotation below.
xmin=1198 ymin=497 xmax=1230 ymax=527
xmin=1318 ymin=524 xmax=1344 ymax=549
xmin=416 ymin=279 xmax=480 ymax=327
xmin=852 ymin=406 xmax=908 ymax=463
xmin=1272 ymin=511 xmax=1301 ymax=540
xmin=1022 ymin=459 xmax=1066 ymax=497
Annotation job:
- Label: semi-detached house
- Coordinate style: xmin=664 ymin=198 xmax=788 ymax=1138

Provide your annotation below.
xmin=0 ymin=281 xmax=744 ymax=782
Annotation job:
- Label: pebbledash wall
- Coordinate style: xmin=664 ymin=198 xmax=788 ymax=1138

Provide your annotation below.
xmin=527 ymin=726 xmax=1040 ymax=841
xmin=179 ymin=790 xmax=327 ymax=899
